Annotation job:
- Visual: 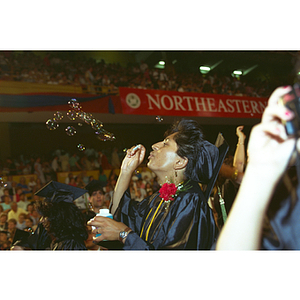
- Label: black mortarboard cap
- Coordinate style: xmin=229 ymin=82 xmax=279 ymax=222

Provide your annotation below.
xmin=12 ymin=228 xmax=31 ymax=246
xmin=35 ymin=180 xmax=88 ymax=203
xmin=85 ymin=180 xmax=104 ymax=195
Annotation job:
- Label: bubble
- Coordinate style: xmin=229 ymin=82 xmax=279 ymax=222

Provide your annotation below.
xmin=77 ymin=144 xmax=86 ymax=151
xmin=156 ymin=116 xmax=163 ymax=122
xmin=53 ymin=111 xmax=63 ymax=121
xmin=67 ymin=110 xmax=76 ymax=121
xmin=0 ymin=177 xmax=7 ymax=188
xmin=68 ymin=98 xmax=82 ymax=111
xmin=46 ymin=119 xmax=59 ymax=130
xmin=76 ymin=111 xmax=85 ymax=121
xmin=90 ymin=118 xmax=103 ymax=130
xmin=83 ymin=112 xmax=93 ymax=124
xmin=65 ymin=125 xmax=77 ymax=136
xmin=68 ymin=98 xmax=77 ymax=106
xmin=95 ymin=129 xmax=116 ymax=141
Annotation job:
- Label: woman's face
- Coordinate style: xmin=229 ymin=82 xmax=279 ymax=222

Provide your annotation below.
xmin=40 ymin=216 xmax=50 ymax=231
xmin=147 ymin=133 xmax=180 ymax=174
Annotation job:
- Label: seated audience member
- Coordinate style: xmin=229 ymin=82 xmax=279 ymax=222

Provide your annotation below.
xmin=17 ymin=176 xmax=31 ymax=194
xmin=7 ymin=202 xmax=27 ymax=221
xmin=1 ymin=188 xmax=13 ymax=202
xmin=80 ymin=170 xmax=90 ymax=185
xmin=140 ymin=166 xmax=153 ymax=181
xmin=98 ymin=166 xmax=108 ymax=188
xmin=9 ymin=180 xmax=18 ymax=196
xmin=24 ymin=216 xmax=36 ymax=233
xmin=16 ymin=213 xmax=27 ymax=230
xmin=28 ymin=176 xmax=37 ymax=194
xmin=85 ymin=180 xmax=108 ymax=213
xmin=216 ymin=86 xmax=300 ymax=250
xmin=68 ymin=177 xmax=77 ymax=187
xmin=7 ymin=218 xmax=25 ymax=245
xmin=13 ymin=186 xmax=23 ymax=202
xmin=17 ymin=192 xmax=31 ymax=211
xmin=0 ymin=230 xmax=11 ymax=250
xmin=65 ymin=173 xmax=74 ymax=185
xmin=145 ymin=182 xmax=153 ymax=197
xmin=104 ymin=183 xmax=113 ymax=205
xmin=27 ymin=203 xmax=40 ymax=225
xmin=0 ymin=213 xmax=8 ymax=230
xmin=1 ymin=195 xmax=12 ymax=214
xmin=69 ymin=153 xmax=82 ymax=171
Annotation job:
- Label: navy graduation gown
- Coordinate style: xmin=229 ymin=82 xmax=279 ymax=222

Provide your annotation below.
xmin=114 ymin=180 xmax=218 ymax=250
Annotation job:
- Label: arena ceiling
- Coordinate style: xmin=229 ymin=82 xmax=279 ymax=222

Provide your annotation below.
xmin=129 ymin=50 xmax=299 ymax=84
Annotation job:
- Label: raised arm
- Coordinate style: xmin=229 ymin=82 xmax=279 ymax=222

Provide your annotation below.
xmin=110 ymin=144 xmax=146 ymax=215
xmin=233 ymin=125 xmax=246 ymax=173
xmin=216 ymin=86 xmax=296 ymax=250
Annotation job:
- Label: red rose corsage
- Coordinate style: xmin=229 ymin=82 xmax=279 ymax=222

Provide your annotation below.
xmin=159 ymin=180 xmax=191 ymax=209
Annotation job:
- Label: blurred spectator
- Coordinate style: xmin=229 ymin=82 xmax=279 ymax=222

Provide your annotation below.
xmin=7 ymin=202 xmax=27 ymax=221
xmin=65 ymin=173 xmax=74 ymax=185
xmin=59 ymin=150 xmax=69 ymax=172
xmin=34 ymin=157 xmax=46 ymax=184
xmin=13 ymin=186 xmax=23 ymax=202
xmin=17 ymin=193 xmax=31 ymax=211
xmin=26 ymin=203 xmax=40 ymax=225
xmin=16 ymin=213 xmax=27 ymax=230
xmin=111 ymin=147 xmax=120 ymax=169
xmin=0 ymin=213 xmax=8 ymax=230
xmin=51 ymin=155 xmax=61 ymax=173
xmin=1 ymin=195 xmax=12 ymax=213
xmin=85 ymin=180 xmax=108 ymax=213
xmin=28 ymin=176 xmax=37 ymax=194
xmin=98 ymin=166 xmax=108 ymax=188
xmin=1 ymin=188 xmax=13 ymax=202
xmin=24 ymin=216 xmax=36 ymax=232
xmin=4 ymin=158 xmax=17 ymax=175
xmin=17 ymin=176 xmax=31 ymax=194
xmin=69 ymin=153 xmax=82 ymax=171
xmin=0 ymin=230 xmax=10 ymax=250
xmin=98 ymin=150 xmax=112 ymax=170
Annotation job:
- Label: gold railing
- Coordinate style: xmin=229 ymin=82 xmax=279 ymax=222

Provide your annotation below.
xmin=0 ymin=80 xmax=119 ymax=95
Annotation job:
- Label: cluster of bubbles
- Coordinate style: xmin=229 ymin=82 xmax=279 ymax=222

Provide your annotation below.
xmin=45 ymin=98 xmax=116 ymax=151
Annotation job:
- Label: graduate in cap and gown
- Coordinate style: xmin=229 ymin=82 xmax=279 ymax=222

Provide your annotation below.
xmin=13 ymin=181 xmax=89 ymax=250
xmin=88 ymin=119 xmax=222 ymax=250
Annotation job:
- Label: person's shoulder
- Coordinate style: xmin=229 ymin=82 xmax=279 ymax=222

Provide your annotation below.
xmin=180 ymin=180 xmax=206 ymax=201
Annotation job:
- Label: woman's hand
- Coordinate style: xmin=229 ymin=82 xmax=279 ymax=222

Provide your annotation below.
xmin=247 ymin=86 xmax=296 ymax=175
xmin=120 ymin=144 xmax=146 ymax=175
xmin=87 ymin=216 xmax=129 ymax=242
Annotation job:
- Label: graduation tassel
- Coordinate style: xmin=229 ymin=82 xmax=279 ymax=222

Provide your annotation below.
xmin=218 ymin=186 xmax=227 ymax=224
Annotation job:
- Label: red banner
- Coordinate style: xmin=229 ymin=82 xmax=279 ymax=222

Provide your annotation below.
xmin=119 ymin=87 xmax=269 ymax=119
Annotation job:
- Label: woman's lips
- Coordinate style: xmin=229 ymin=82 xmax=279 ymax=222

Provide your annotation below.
xmin=148 ymin=152 xmax=154 ymax=160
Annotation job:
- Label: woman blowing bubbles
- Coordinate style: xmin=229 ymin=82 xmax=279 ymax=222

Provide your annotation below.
xmin=88 ymin=119 xmax=219 ymax=250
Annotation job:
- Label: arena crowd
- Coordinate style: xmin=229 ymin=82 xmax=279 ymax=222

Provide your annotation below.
xmin=0 ymin=51 xmax=272 ymax=97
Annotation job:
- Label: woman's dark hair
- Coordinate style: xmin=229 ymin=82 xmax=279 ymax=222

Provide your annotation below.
xmin=165 ymin=119 xmax=219 ymax=183
xmin=36 ymin=197 xmax=88 ymax=242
